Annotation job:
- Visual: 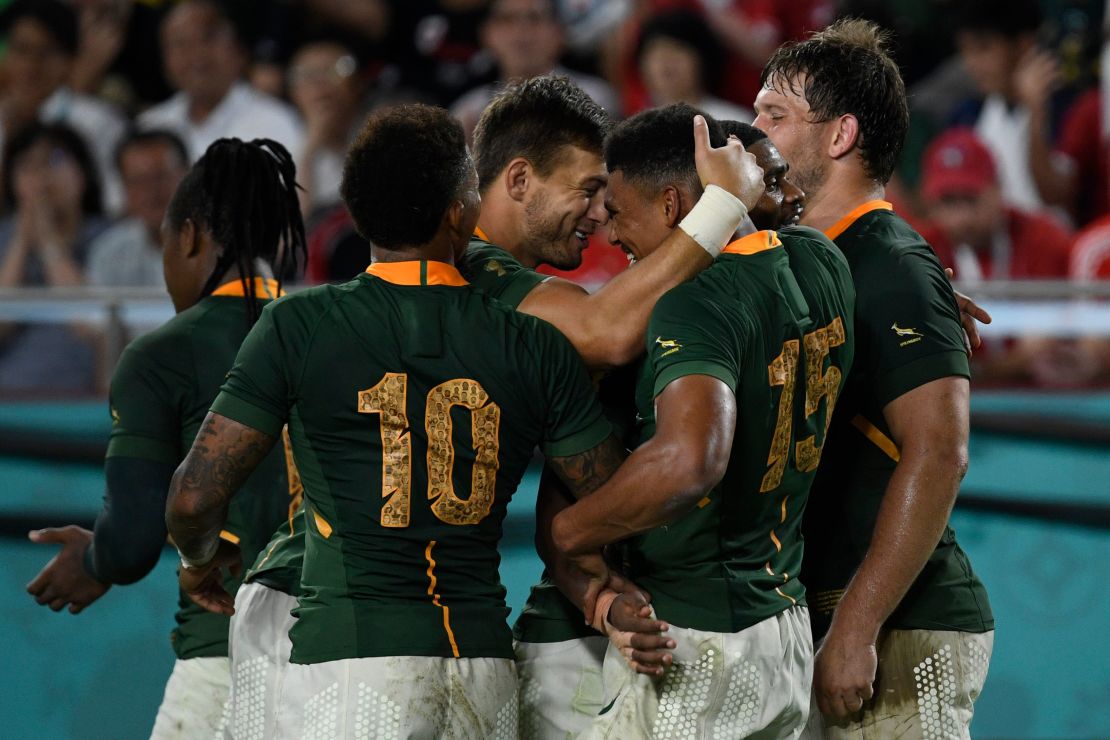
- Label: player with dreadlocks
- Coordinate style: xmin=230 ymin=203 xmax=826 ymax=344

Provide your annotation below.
xmin=26 ymin=138 xmax=307 ymax=740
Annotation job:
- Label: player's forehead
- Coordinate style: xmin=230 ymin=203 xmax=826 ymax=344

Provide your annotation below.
xmin=754 ymin=75 xmax=811 ymax=113
xmin=549 ymin=143 xmax=607 ymax=186
xmin=750 ymin=139 xmax=787 ymax=174
xmin=603 ymin=169 xmax=635 ymax=211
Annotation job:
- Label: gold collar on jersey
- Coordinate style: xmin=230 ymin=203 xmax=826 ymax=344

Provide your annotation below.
xmin=365 ymin=260 xmax=469 ymax=286
xmin=722 ymin=230 xmax=782 ymax=255
xmin=210 ymin=277 xmax=284 ymax=299
xmin=824 ymin=200 xmax=893 ymax=241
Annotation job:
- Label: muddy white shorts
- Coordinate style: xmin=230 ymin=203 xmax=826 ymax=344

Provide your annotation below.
xmin=514 ymin=635 xmax=608 ymax=739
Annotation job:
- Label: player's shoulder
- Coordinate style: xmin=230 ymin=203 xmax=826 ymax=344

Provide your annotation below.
xmin=843 ymin=210 xmax=947 ymax=281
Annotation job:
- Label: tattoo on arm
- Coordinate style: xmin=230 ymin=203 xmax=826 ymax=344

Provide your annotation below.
xmin=166 ymin=412 xmax=277 ymax=563
xmin=547 ymin=435 xmax=627 ymax=500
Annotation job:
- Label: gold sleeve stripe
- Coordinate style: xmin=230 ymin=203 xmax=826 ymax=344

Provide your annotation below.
xmin=769 ymin=529 xmax=782 ymax=552
xmin=424 ymin=540 xmax=461 ymax=658
xmin=218 ymin=530 xmax=240 ymax=545
xmin=697 ymin=496 xmax=712 ymax=508
xmin=851 ymin=414 xmax=901 ymax=462
xmin=313 ymin=510 xmax=333 ymax=539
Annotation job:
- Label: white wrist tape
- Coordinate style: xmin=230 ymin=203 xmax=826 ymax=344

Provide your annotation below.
xmin=678 ymin=184 xmax=748 ymax=258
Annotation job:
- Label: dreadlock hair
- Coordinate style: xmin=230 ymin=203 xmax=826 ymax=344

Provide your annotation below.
xmin=165 ymin=138 xmax=306 ymax=324
xmin=605 ymin=103 xmax=724 ymax=199
xmin=718 ymin=120 xmax=767 ymax=149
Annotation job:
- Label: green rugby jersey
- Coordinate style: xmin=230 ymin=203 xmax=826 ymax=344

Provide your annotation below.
xmin=211 ymin=259 xmax=611 ymax=663
xmin=804 ymin=201 xmax=993 ymax=637
xmin=245 ymin=430 xmax=306 ymax=596
xmin=244 ymin=233 xmax=551 ymax=597
xmin=106 ymin=278 xmax=295 ymax=659
xmin=624 ymin=228 xmax=856 ymax=633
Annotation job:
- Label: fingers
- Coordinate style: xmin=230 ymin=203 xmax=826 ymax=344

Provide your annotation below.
xmin=26 ymin=565 xmax=53 ymax=597
xmin=692 ymin=114 xmax=710 ymax=154
xmin=188 ymin=585 xmax=235 ymax=616
xmin=28 ymin=527 xmax=67 ymax=545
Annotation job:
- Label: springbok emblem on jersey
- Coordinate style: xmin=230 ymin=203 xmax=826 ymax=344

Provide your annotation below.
xmin=891 ymin=322 xmax=924 ymax=347
xmin=655 ymin=336 xmax=682 ymax=356
xmin=890 ymin=322 xmax=923 ymax=338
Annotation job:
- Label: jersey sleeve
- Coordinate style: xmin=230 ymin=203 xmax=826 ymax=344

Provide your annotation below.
xmin=530 ymin=321 xmax=612 ymax=458
xmin=463 ymin=240 xmax=549 ymax=308
xmin=105 ymin=344 xmax=183 ymax=464
xmin=862 ymin=248 xmax=970 ymax=407
xmin=210 ymin=301 xmax=296 ymax=437
xmin=647 ymin=286 xmax=744 ymax=399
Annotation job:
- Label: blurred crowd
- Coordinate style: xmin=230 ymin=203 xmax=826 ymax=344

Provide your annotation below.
xmin=0 ymin=0 xmax=1107 ymax=396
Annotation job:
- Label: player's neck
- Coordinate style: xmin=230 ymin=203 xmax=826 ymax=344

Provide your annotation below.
xmin=474 ymin=194 xmax=533 ymax=267
xmin=800 ymin=174 xmax=886 ymax=234
xmin=369 ymin=242 xmax=456 ymax=266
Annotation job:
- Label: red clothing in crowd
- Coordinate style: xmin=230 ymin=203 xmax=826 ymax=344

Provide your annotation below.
xmin=924 ymin=208 xmax=1074 ymax=279
xmin=1056 ymin=88 xmax=1110 ymax=224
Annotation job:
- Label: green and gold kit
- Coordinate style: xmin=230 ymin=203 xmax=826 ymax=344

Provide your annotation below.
xmin=211 ymin=260 xmax=611 ymax=664
xmin=106 ymin=278 xmax=296 ymax=659
xmin=244 ymin=232 xmax=551 ymax=596
xmin=804 ymin=201 xmax=993 ymax=637
xmin=624 ymin=228 xmax=856 ymax=633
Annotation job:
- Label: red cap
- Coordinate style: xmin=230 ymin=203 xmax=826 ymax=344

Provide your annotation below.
xmin=921 ymin=128 xmax=997 ymax=201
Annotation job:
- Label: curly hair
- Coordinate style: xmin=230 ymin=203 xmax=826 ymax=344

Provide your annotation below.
xmin=342 ymin=103 xmax=469 ymax=250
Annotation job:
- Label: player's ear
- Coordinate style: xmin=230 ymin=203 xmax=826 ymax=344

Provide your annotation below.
xmin=661 ymin=186 xmax=682 ymax=229
xmin=828 ymin=114 xmax=859 ymax=159
xmin=443 ymin=198 xmax=466 ymax=239
xmin=505 ymin=158 xmax=531 ymax=203
xmin=180 ymin=218 xmax=202 ymax=259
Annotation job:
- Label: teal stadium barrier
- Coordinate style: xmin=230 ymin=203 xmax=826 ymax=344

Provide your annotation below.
xmin=1 ymin=393 xmax=1108 ymax=739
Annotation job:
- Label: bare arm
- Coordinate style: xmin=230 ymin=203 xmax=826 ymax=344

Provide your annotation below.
xmin=516 ymin=117 xmax=765 ymax=369
xmin=550 ymin=375 xmax=735 ymax=556
xmin=166 ymin=412 xmax=277 ymax=566
xmin=814 ymin=376 xmax=970 ymax=719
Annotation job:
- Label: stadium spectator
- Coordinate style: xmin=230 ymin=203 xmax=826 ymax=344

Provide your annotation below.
xmin=138 ymin=0 xmax=302 ymax=162
xmin=450 ymin=0 xmax=618 ymax=141
xmin=0 ymin=123 xmax=108 ymax=394
xmin=85 ymin=130 xmax=188 ymax=288
xmin=634 ymin=10 xmax=752 ymax=122
xmin=921 ymin=128 xmax=1075 ymax=282
xmin=288 ymin=37 xmax=380 ymax=219
xmin=0 ymin=0 xmax=128 ymax=213
xmin=949 ymin=0 xmax=1069 ymax=212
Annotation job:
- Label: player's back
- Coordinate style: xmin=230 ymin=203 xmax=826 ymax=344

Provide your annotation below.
xmin=231 ymin=262 xmax=605 ymax=663
xmin=110 ymin=285 xmax=294 ymax=658
xmin=626 ymin=228 xmax=855 ymax=632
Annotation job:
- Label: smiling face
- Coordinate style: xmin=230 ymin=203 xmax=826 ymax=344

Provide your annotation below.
xmin=519 ymin=145 xmax=608 ymax=270
xmin=753 ymin=78 xmax=833 ymax=206
xmin=747 ymin=138 xmax=805 ymax=229
xmin=604 ymin=169 xmax=688 ymax=264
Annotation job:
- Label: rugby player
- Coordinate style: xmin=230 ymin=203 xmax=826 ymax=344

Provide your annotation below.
xmin=164 ymin=104 xmax=638 ymax=738
xmin=754 ymin=19 xmax=995 ymax=737
xmin=547 ymin=106 xmax=856 ymax=738
xmin=222 ymin=74 xmax=767 ymax=740
xmin=25 ymin=138 xmax=306 ymax=739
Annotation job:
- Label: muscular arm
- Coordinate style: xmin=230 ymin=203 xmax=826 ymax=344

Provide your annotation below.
xmin=165 ymin=412 xmax=277 ymax=566
xmin=518 ymin=232 xmax=713 ymax=369
xmin=517 ymin=116 xmax=765 ymax=369
xmin=815 ymin=376 xmax=970 ymax=718
xmin=550 ymin=375 xmax=735 ymax=556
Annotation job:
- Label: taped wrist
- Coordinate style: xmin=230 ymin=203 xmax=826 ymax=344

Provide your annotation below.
xmin=678 ymin=184 xmax=748 ymax=257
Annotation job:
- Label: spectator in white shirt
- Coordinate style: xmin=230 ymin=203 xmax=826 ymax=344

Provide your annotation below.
xmin=86 ymin=130 xmax=189 ymax=288
xmin=0 ymin=0 xmax=128 ymax=213
xmin=138 ymin=0 xmax=303 ymax=162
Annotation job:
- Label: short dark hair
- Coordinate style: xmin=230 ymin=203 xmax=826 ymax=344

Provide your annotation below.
xmin=0 ymin=0 xmax=78 ymax=56
xmin=166 ymin=138 xmax=306 ymax=323
xmin=473 ymin=75 xmax=610 ymax=192
xmin=636 ymin=10 xmax=724 ymax=93
xmin=605 ymin=103 xmax=724 ymax=197
xmin=114 ymin=129 xmax=190 ymax=173
xmin=3 ymin=122 xmax=102 ymax=214
xmin=342 ymin=104 xmax=469 ymax=249
xmin=954 ymin=0 xmax=1042 ymax=39
xmin=718 ymin=120 xmax=767 ymax=149
xmin=761 ymin=18 xmax=908 ymax=184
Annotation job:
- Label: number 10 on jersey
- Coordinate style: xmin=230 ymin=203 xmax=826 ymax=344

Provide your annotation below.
xmin=358 ymin=373 xmax=502 ymax=528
